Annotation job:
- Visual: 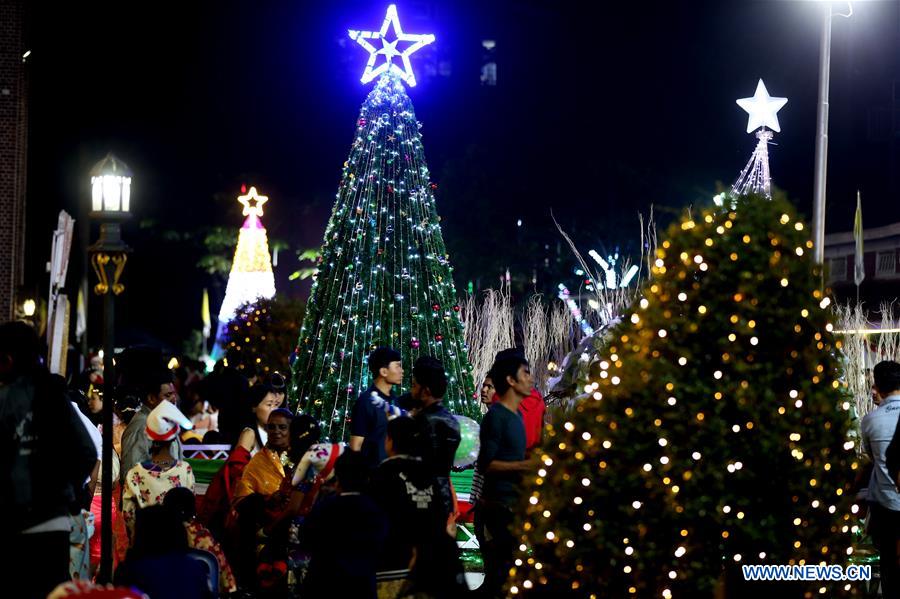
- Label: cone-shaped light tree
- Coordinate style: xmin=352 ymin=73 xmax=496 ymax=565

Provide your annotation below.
xmin=510 ymin=194 xmax=859 ymax=598
xmin=290 ymin=6 xmax=477 ymax=439
xmin=214 ymin=186 xmax=276 ymax=356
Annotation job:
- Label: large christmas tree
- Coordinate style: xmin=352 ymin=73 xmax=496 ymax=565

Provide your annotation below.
xmin=510 ymin=194 xmax=859 ymax=597
xmin=290 ymin=6 xmax=476 ymax=439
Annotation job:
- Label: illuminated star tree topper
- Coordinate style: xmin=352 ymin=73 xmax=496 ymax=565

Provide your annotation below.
xmin=349 ymin=4 xmax=435 ymax=87
xmin=731 ymin=79 xmax=788 ymax=200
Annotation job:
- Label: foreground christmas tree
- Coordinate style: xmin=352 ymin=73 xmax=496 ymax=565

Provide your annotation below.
xmin=510 ymin=194 xmax=859 ymax=598
xmin=290 ymin=5 xmax=477 ymax=438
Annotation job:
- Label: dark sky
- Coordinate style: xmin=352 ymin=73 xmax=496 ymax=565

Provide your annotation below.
xmin=22 ymin=0 xmax=900 ymax=350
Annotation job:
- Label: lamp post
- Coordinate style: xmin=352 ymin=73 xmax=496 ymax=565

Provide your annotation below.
xmin=812 ymin=1 xmax=834 ymax=265
xmin=88 ymin=153 xmax=132 ymax=583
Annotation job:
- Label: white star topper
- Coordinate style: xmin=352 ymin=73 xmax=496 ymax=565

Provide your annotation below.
xmin=736 ymin=79 xmax=788 ymax=133
xmin=349 ymin=4 xmax=435 ymax=87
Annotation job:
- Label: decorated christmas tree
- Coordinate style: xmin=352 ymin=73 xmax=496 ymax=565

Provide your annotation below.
xmin=214 ymin=186 xmax=276 ymax=356
xmin=510 ymin=194 xmax=859 ymax=597
xmin=290 ymin=5 xmax=477 ymax=438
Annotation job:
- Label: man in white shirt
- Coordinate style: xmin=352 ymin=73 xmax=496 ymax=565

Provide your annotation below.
xmin=861 ymin=360 xmax=900 ymax=598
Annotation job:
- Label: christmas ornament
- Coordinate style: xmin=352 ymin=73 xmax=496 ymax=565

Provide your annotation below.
xmin=410 ymin=337 xmax=420 ymax=349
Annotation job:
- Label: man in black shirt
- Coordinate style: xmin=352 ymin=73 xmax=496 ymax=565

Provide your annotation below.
xmin=370 ymin=417 xmax=465 ymax=596
xmin=350 ymin=347 xmax=404 ymax=469
xmin=475 ymin=353 xmax=535 ymax=598
xmin=411 ymin=356 xmax=461 ymax=517
xmin=302 ymin=451 xmax=388 ymax=598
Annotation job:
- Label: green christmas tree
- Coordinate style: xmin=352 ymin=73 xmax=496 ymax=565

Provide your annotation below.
xmin=290 ymin=73 xmax=477 ymax=438
xmin=510 ymin=194 xmax=859 ymax=598
xmin=221 ymin=296 xmax=305 ymax=377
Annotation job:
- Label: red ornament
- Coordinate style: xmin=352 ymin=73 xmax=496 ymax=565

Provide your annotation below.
xmin=430 ymin=182 xmax=438 ymax=190
xmin=410 ymin=338 xmax=420 ymax=349
xmin=432 ymin=303 xmax=440 ymax=311
xmin=452 ymin=305 xmax=460 ymax=312
xmin=358 ymin=117 xmax=367 ymax=126
xmin=387 ymin=185 xmax=394 ymax=194
xmin=434 ymin=333 xmax=444 ymax=342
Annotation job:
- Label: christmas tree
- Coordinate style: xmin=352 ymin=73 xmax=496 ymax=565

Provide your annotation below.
xmin=290 ymin=6 xmax=477 ymax=439
xmin=510 ymin=194 xmax=859 ymax=598
xmin=215 ymin=186 xmax=276 ymax=353
xmin=220 ymin=296 xmax=305 ymax=377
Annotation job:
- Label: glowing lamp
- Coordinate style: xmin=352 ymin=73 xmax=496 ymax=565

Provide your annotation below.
xmin=90 ymin=153 xmax=133 ymax=215
xmin=22 ymin=299 xmax=36 ymax=317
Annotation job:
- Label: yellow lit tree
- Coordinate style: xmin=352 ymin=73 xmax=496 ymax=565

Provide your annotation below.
xmin=510 ymin=194 xmax=860 ymax=598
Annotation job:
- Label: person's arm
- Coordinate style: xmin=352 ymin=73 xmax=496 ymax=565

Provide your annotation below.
xmin=237 ymin=427 xmax=256 ymax=453
xmin=349 ymin=395 xmax=370 ymax=451
xmin=121 ymin=473 xmax=138 ymax=540
xmin=485 ymin=459 xmax=533 ymax=473
xmin=120 ymin=420 xmax=150 ymax=483
xmin=860 ymin=417 xmax=873 ymax=459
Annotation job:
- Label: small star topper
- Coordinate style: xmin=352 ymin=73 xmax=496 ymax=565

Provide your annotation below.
xmin=237 ymin=186 xmax=268 ymax=217
xmin=349 ymin=4 xmax=435 ymax=87
xmin=736 ymin=79 xmax=788 ymax=133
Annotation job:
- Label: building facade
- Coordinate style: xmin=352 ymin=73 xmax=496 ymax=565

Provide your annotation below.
xmin=0 ymin=0 xmax=28 ymax=321
xmin=825 ymin=221 xmax=900 ymax=306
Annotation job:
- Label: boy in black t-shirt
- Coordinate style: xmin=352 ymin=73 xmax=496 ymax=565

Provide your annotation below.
xmin=350 ymin=347 xmax=404 ymax=468
xmin=301 ymin=451 xmax=387 ymax=599
xmin=370 ymin=417 xmax=466 ymax=597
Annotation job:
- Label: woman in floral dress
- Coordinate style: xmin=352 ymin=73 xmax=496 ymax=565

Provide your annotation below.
xmin=122 ymin=402 xmax=195 ymax=539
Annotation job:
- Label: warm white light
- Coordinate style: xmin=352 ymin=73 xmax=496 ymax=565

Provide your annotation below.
xmin=21 ymin=299 xmax=36 ymax=317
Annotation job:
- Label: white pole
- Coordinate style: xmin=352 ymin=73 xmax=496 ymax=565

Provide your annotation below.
xmin=812 ymin=2 xmax=833 ymax=264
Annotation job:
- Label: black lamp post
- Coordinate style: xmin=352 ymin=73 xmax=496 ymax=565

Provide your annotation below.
xmin=88 ymin=153 xmax=132 ymax=583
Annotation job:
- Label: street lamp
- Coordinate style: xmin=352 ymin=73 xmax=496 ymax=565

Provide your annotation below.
xmin=88 ymin=152 xmax=131 ymax=583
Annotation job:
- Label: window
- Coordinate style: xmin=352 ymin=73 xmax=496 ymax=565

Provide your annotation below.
xmin=877 ymin=251 xmax=896 ymax=277
xmin=829 ymin=257 xmax=847 ymax=282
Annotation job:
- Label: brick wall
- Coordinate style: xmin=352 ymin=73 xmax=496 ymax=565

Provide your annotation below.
xmin=0 ymin=0 xmax=28 ymax=322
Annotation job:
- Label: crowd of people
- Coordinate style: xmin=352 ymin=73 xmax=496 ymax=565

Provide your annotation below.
xmin=0 ymin=319 xmax=549 ymax=599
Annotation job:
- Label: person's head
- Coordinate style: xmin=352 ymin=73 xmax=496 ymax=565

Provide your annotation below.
xmin=86 ymin=385 xmax=103 ymax=415
xmin=162 ymin=486 xmax=196 ymax=523
xmin=270 ymin=371 xmax=287 ymax=406
xmin=266 ymin=408 xmax=293 ymax=451
xmin=480 ymin=376 xmax=495 ymax=406
xmin=144 ymin=370 xmax=177 ymax=410
xmin=489 ymin=354 xmax=532 ymax=399
xmin=145 ymin=401 xmax=193 ymax=456
xmin=0 ymin=321 xmax=41 ymax=383
xmin=248 ymin=383 xmax=282 ymax=427
xmin=334 ymin=450 xmax=368 ymax=493
xmin=114 ymin=390 xmax=142 ymax=425
xmin=129 ymin=505 xmax=188 ymax=560
xmin=385 ymin=416 xmax=419 ymax=457
xmin=873 ymin=361 xmax=900 ymax=400
xmin=411 ymin=356 xmax=447 ymax=405
xmin=290 ymin=414 xmax=321 ymax=459
xmin=368 ymin=347 xmax=403 ymax=386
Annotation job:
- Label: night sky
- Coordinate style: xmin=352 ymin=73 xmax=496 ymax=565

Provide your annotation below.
xmin=21 ymin=0 xmax=900 ymax=351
